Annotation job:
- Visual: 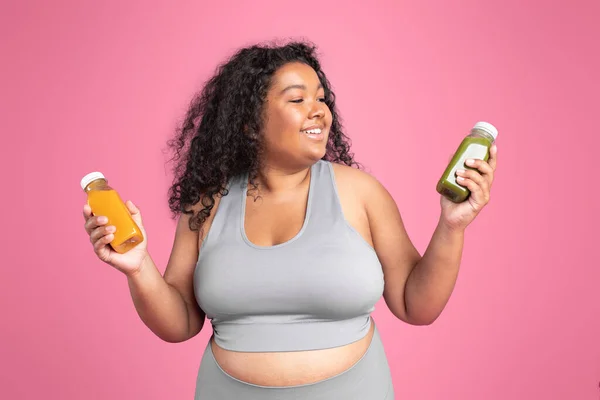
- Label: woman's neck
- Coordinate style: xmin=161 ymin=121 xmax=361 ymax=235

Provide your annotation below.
xmin=254 ymin=162 xmax=312 ymax=195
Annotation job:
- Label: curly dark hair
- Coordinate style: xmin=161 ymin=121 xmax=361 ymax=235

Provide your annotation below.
xmin=166 ymin=39 xmax=360 ymax=232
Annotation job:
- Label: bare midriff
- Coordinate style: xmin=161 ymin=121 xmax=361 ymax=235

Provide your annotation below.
xmin=210 ymin=318 xmax=375 ymax=387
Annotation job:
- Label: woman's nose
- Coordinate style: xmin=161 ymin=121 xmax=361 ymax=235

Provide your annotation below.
xmin=309 ymin=101 xmax=325 ymax=119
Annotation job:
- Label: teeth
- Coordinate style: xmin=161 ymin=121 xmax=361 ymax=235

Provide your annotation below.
xmin=303 ymin=128 xmax=322 ymax=134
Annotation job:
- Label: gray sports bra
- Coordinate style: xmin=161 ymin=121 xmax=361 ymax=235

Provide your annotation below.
xmin=193 ymin=160 xmax=384 ymax=352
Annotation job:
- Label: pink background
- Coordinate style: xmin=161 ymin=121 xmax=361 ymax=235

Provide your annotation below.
xmin=2 ymin=0 xmax=599 ymax=398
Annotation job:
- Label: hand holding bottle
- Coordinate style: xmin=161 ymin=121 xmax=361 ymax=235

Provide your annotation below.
xmin=439 ymin=143 xmax=498 ymax=231
xmin=81 ymin=172 xmax=148 ymax=276
xmin=436 ymin=122 xmax=498 ymax=231
xmin=83 ymin=200 xmax=149 ymax=275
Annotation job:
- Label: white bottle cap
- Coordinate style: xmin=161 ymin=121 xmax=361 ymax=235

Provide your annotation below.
xmin=81 ymin=171 xmax=106 ymax=190
xmin=473 ymin=121 xmax=498 ymax=140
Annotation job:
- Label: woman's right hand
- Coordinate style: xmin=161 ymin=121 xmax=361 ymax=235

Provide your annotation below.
xmin=83 ymin=200 xmax=149 ymax=277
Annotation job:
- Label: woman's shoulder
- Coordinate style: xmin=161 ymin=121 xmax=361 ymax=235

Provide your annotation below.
xmin=329 ymin=161 xmax=385 ymax=198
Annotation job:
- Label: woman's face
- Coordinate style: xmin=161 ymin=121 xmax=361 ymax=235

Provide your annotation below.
xmin=259 ymin=62 xmax=332 ymax=171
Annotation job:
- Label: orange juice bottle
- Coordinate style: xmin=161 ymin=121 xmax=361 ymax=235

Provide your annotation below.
xmin=80 ymin=172 xmax=144 ymax=254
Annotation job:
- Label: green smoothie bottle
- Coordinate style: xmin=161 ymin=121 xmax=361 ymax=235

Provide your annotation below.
xmin=436 ymin=121 xmax=498 ymax=203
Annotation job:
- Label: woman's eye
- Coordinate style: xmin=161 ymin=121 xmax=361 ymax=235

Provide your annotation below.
xmin=290 ymin=97 xmax=326 ymax=103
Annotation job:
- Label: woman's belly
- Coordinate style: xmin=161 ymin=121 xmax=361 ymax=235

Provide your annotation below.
xmin=210 ymin=319 xmax=375 ymax=387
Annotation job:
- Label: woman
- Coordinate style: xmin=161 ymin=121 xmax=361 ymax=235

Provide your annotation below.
xmin=82 ymin=41 xmax=497 ymax=399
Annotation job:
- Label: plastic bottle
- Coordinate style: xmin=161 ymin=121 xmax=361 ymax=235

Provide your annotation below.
xmin=80 ymin=172 xmax=144 ymax=253
xmin=436 ymin=121 xmax=498 ymax=203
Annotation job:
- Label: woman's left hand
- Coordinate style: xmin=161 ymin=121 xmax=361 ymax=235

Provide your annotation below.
xmin=440 ymin=144 xmax=498 ymax=231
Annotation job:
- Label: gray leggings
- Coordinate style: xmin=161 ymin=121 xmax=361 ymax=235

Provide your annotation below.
xmin=194 ymin=324 xmax=394 ymax=399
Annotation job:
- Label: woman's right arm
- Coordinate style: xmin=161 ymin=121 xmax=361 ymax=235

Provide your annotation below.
xmin=84 ymin=198 xmax=206 ymax=343
xmin=127 ymin=211 xmax=206 ymax=343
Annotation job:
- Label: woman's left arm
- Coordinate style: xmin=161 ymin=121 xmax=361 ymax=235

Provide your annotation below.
xmin=367 ymin=145 xmax=498 ymax=325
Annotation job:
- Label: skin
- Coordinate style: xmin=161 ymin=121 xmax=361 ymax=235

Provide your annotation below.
xmin=82 ymin=61 xmax=498 ymax=387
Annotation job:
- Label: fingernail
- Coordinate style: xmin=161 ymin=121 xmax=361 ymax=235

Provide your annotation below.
xmin=456 ymin=169 xmax=466 ymax=175
xmin=457 ymin=176 xmax=465 ymax=181
xmin=98 ymin=217 xmax=108 ymax=223
xmin=465 ymin=159 xmax=475 ymax=165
